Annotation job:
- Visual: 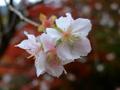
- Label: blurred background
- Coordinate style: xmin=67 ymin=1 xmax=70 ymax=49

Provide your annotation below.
xmin=0 ymin=0 xmax=120 ymax=90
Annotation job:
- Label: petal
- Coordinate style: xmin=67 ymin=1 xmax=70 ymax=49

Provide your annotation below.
xmin=55 ymin=13 xmax=73 ymax=31
xmin=24 ymin=31 xmax=36 ymax=42
xmin=71 ymin=18 xmax=92 ymax=37
xmin=56 ymin=42 xmax=75 ymax=64
xmin=16 ymin=39 xmax=40 ymax=55
xmin=16 ymin=32 xmax=38 ymax=50
xmin=46 ymin=28 xmax=61 ymax=41
xmin=16 ymin=40 xmax=33 ymax=49
xmin=46 ymin=65 xmax=64 ymax=77
xmin=61 ymin=59 xmax=74 ymax=65
xmin=35 ymin=52 xmax=46 ymax=77
xmin=40 ymin=33 xmax=56 ymax=52
xmin=71 ymin=37 xmax=91 ymax=57
xmin=66 ymin=13 xmax=74 ymax=21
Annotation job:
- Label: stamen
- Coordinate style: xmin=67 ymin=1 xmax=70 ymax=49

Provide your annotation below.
xmin=27 ymin=54 xmax=34 ymax=59
xmin=64 ymin=69 xmax=67 ymax=74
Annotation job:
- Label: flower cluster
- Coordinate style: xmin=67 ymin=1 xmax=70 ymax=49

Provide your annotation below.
xmin=16 ymin=13 xmax=92 ymax=77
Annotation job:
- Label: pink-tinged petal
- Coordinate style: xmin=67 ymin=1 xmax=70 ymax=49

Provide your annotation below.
xmin=55 ymin=13 xmax=73 ymax=31
xmin=56 ymin=42 xmax=75 ymax=64
xmin=24 ymin=31 xmax=36 ymax=42
xmin=71 ymin=18 xmax=92 ymax=37
xmin=40 ymin=33 xmax=56 ymax=52
xmin=46 ymin=64 xmax=64 ymax=77
xmin=46 ymin=28 xmax=61 ymax=41
xmin=71 ymin=37 xmax=91 ymax=57
xmin=35 ymin=52 xmax=46 ymax=77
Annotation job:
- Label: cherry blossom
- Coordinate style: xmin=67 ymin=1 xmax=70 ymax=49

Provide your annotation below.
xmin=16 ymin=13 xmax=92 ymax=77
xmin=46 ymin=13 xmax=92 ymax=62
xmin=16 ymin=32 xmax=65 ymax=77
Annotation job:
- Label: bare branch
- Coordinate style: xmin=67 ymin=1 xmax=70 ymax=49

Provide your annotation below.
xmin=4 ymin=0 xmax=39 ymax=27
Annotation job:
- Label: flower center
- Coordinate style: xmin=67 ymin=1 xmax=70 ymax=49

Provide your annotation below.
xmin=62 ymin=31 xmax=71 ymax=38
xmin=62 ymin=29 xmax=72 ymax=41
xmin=47 ymin=48 xmax=60 ymax=66
xmin=61 ymin=29 xmax=79 ymax=44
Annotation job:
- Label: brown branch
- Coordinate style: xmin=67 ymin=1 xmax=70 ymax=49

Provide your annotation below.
xmin=4 ymin=0 xmax=39 ymax=27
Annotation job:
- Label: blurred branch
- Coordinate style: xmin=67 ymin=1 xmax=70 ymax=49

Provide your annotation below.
xmin=0 ymin=0 xmax=17 ymax=57
xmin=4 ymin=0 xmax=39 ymax=27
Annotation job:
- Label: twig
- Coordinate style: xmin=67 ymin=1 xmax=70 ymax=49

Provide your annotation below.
xmin=4 ymin=0 xmax=39 ymax=27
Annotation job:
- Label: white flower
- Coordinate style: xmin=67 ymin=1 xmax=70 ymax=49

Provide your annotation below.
xmin=16 ymin=32 xmax=65 ymax=77
xmin=16 ymin=12 xmax=92 ymax=78
xmin=46 ymin=13 xmax=92 ymax=62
